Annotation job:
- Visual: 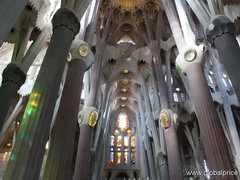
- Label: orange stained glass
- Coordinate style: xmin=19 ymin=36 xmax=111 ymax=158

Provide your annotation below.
xmin=124 ymin=136 xmax=129 ymax=147
xmin=117 ymin=152 xmax=121 ymax=164
xmin=118 ymin=113 xmax=129 ymax=131
xmin=131 ymin=136 xmax=135 ymax=147
xmin=110 ymin=136 xmax=115 ymax=146
xmin=124 ymin=152 xmax=128 ymax=164
xmin=117 ymin=136 xmax=122 ymax=147
xmin=126 ymin=129 xmax=133 ymax=135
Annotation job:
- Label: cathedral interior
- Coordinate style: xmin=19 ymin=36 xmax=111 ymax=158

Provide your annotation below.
xmin=0 ymin=0 xmax=240 ymax=180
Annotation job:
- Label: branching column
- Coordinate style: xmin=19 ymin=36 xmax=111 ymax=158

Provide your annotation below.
xmin=43 ymin=60 xmax=86 ymax=180
xmin=3 ymin=8 xmax=80 ymax=180
xmin=43 ymin=40 xmax=93 ymax=180
xmin=0 ymin=64 xmax=26 ymax=129
xmin=206 ymin=15 xmax=240 ymax=102
xmin=73 ymin=9 xmax=115 ymax=180
xmin=152 ymin=53 xmax=182 ymax=180
xmin=176 ymin=45 xmax=236 ymax=180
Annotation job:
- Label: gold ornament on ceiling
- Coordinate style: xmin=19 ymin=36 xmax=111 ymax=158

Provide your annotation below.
xmin=112 ymin=0 xmax=145 ymax=12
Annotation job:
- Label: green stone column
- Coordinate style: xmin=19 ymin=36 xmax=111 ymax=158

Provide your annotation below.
xmin=3 ymin=8 xmax=80 ymax=180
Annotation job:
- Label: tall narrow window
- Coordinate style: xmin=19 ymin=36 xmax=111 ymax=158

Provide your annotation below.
xmin=118 ymin=113 xmax=129 ymax=131
xmin=124 ymin=136 xmax=129 ymax=147
xmin=124 ymin=152 xmax=128 ymax=164
xmin=109 ymin=151 xmax=114 ymax=164
xmin=117 ymin=136 xmax=122 ymax=147
xmin=117 ymin=152 xmax=121 ymax=164
xmin=131 ymin=136 xmax=135 ymax=147
xmin=131 ymin=152 xmax=136 ymax=164
xmin=110 ymin=136 xmax=115 ymax=146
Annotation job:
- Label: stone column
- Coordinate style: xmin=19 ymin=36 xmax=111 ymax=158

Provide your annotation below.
xmin=43 ymin=59 xmax=86 ymax=180
xmin=43 ymin=40 xmax=93 ymax=180
xmin=137 ymin=97 xmax=157 ymax=180
xmin=0 ymin=0 xmax=28 ymax=46
xmin=152 ymin=55 xmax=182 ymax=180
xmin=176 ymin=45 xmax=236 ymax=180
xmin=73 ymin=107 xmax=99 ymax=180
xmin=0 ymin=63 xmax=26 ymax=130
xmin=3 ymin=8 xmax=80 ymax=180
xmin=206 ymin=16 xmax=240 ymax=101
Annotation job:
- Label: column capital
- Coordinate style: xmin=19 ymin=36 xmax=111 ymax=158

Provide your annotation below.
xmin=2 ymin=63 xmax=26 ymax=88
xmin=176 ymin=45 xmax=205 ymax=74
xmin=206 ymin=15 xmax=235 ymax=45
xmin=52 ymin=8 xmax=80 ymax=36
xmin=159 ymin=109 xmax=178 ymax=129
xmin=68 ymin=40 xmax=94 ymax=69
xmin=78 ymin=107 xmax=99 ymax=127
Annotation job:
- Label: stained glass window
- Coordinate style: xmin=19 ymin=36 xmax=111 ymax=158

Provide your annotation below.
xmin=131 ymin=152 xmax=136 ymax=164
xmin=124 ymin=152 xmax=128 ymax=164
xmin=131 ymin=136 xmax=135 ymax=147
xmin=117 ymin=152 xmax=121 ymax=164
xmin=117 ymin=136 xmax=122 ymax=147
xmin=126 ymin=129 xmax=133 ymax=135
xmin=124 ymin=136 xmax=129 ymax=147
xmin=114 ymin=129 xmax=120 ymax=135
xmin=118 ymin=113 xmax=129 ymax=131
xmin=108 ymin=113 xmax=137 ymax=165
xmin=110 ymin=136 xmax=115 ymax=146
xmin=109 ymin=151 xmax=114 ymax=164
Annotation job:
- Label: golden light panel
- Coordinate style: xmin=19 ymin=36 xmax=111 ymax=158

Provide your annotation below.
xmin=121 ymin=88 xmax=128 ymax=93
xmin=112 ymin=0 xmax=144 ymax=12
xmin=123 ymin=69 xmax=129 ymax=74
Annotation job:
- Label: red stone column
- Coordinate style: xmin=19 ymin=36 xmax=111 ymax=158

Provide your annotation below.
xmin=177 ymin=45 xmax=236 ymax=180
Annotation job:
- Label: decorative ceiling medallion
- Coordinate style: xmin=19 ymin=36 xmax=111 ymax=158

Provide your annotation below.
xmin=121 ymin=97 xmax=127 ymax=101
xmin=111 ymin=0 xmax=144 ymax=12
xmin=122 ymin=79 xmax=129 ymax=85
xmin=121 ymin=88 xmax=128 ymax=92
xmin=123 ymin=69 xmax=129 ymax=74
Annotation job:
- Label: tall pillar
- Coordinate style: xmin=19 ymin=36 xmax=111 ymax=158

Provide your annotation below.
xmin=206 ymin=15 xmax=240 ymax=102
xmin=0 ymin=63 xmax=26 ymax=130
xmin=176 ymin=45 xmax=236 ymax=180
xmin=43 ymin=40 xmax=93 ymax=180
xmin=3 ymin=8 xmax=80 ymax=180
xmin=138 ymin=96 xmax=157 ymax=180
xmin=73 ymin=107 xmax=99 ymax=180
xmin=43 ymin=59 xmax=86 ymax=180
xmin=0 ymin=0 xmax=28 ymax=46
xmin=152 ymin=55 xmax=182 ymax=180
